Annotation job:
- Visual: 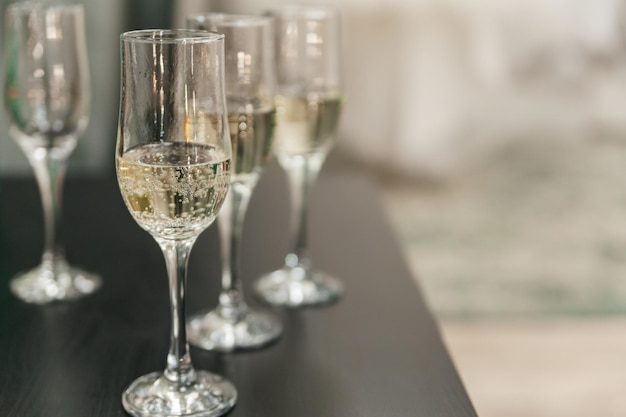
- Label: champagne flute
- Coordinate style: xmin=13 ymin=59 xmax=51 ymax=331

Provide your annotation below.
xmin=116 ymin=30 xmax=236 ymax=417
xmin=254 ymin=5 xmax=344 ymax=308
xmin=3 ymin=3 xmax=100 ymax=304
xmin=186 ymin=13 xmax=283 ymax=351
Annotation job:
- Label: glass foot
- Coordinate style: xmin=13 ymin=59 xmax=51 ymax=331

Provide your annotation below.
xmin=122 ymin=371 xmax=237 ymax=417
xmin=9 ymin=260 xmax=101 ymax=304
xmin=254 ymin=265 xmax=344 ymax=308
xmin=188 ymin=304 xmax=283 ymax=352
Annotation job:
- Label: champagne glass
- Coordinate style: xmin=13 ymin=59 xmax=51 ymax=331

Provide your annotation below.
xmin=3 ymin=3 xmax=100 ymax=304
xmin=116 ymin=30 xmax=236 ymax=417
xmin=253 ymin=5 xmax=344 ymax=308
xmin=186 ymin=13 xmax=283 ymax=351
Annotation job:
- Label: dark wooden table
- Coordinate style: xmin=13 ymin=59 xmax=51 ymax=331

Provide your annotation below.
xmin=0 ymin=165 xmax=478 ymax=417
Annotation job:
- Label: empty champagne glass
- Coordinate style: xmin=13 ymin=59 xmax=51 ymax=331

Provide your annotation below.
xmin=3 ymin=3 xmax=100 ymax=304
xmin=116 ymin=30 xmax=236 ymax=417
xmin=254 ymin=5 xmax=344 ymax=308
xmin=186 ymin=13 xmax=282 ymax=351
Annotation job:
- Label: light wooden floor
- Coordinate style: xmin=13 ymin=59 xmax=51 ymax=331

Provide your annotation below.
xmin=440 ymin=320 xmax=626 ymax=417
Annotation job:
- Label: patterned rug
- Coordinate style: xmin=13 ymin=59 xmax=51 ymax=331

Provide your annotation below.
xmin=382 ymin=138 xmax=626 ymax=317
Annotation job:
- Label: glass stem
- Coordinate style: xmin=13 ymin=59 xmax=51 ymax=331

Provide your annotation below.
xmin=285 ymin=155 xmax=324 ymax=270
xmin=159 ymin=238 xmax=197 ymax=385
xmin=218 ymin=182 xmax=254 ymax=316
xmin=28 ymin=146 xmax=71 ymax=268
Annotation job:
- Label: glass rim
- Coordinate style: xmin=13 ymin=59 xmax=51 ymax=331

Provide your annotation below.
xmin=267 ymin=4 xmax=338 ymax=19
xmin=188 ymin=13 xmax=273 ymax=28
xmin=121 ymin=29 xmax=224 ymax=44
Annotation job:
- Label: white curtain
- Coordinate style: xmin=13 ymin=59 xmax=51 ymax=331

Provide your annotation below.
xmin=175 ymin=0 xmax=626 ymax=178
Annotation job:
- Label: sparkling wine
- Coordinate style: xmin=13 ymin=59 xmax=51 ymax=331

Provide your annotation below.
xmin=228 ymin=107 xmax=275 ymax=185
xmin=117 ymin=142 xmax=231 ymax=240
xmin=273 ymin=94 xmax=341 ymax=161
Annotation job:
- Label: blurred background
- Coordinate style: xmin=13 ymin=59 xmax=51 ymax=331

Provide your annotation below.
xmin=2 ymin=0 xmax=626 ymax=415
